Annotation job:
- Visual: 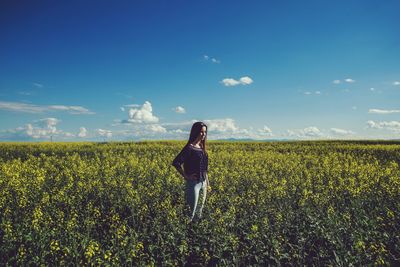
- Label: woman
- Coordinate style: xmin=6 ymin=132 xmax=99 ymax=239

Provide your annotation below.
xmin=172 ymin=121 xmax=210 ymax=222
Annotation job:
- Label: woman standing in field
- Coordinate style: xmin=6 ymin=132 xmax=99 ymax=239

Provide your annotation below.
xmin=172 ymin=121 xmax=210 ymax=223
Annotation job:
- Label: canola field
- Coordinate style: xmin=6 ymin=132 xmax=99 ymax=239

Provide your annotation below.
xmin=0 ymin=141 xmax=399 ymax=265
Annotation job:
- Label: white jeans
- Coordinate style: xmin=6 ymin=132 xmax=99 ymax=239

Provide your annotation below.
xmin=185 ymin=179 xmax=207 ymax=221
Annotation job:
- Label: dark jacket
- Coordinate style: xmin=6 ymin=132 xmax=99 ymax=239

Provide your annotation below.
xmin=172 ymin=144 xmax=208 ymax=177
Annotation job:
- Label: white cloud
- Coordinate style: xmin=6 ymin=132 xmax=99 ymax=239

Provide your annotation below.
xmin=393 ymin=81 xmax=400 ymax=86
xmin=239 ymin=76 xmax=253 ymax=85
xmin=304 ymin=91 xmax=321 ymax=95
xmin=174 ymin=106 xmax=186 ymax=114
xmin=111 ymin=101 xmax=170 ymax=139
xmin=0 ymin=115 xmax=260 ymax=141
xmin=37 ymin=118 xmax=59 ymax=132
xmin=221 ymin=76 xmax=253 ymax=87
xmin=104 ymin=123 xmax=170 ymax=140
xmin=97 ymin=129 xmax=112 ymax=138
xmin=287 ymin=126 xmax=323 ymax=138
xmin=370 ymin=87 xmax=375 ymax=91
xmin=33 ymin=82 xmax=43 ymax=88
xmin=204 ymin=118 xmax=239 ymax=132
xmin=286 ymin=130 xmax=296 ymax=137
xmin=203 ymin=54 xmax=220 ymax=63
xmin=154 ymin=119 xmax=272 ymax=140
xmin=257 ymin=125 xmax=273 ymax=136
xmin=366 ymin=120 xmax=377 ymax=128
xmin=0 ymin=101 xmax=94 ymax=114
xmin=352 ymin=106 xmax=357 ymax=110
xmin=171 ymin=129 xmax=189 ymax=134
xmin=333 ymin=80 xmax=341 ymax=84
xmin=123 ymin=104 xmax=141 ymax=108
xmin=63 ymin=132 xmax=75 ymax=137
xmin=161 ymin=120 xmax=196 ymax=128
xmin=0 ymin=117 xmax=89 ymax=141
xmin=125 ymin=101 xmax=159 ymax=123
xmin=367 ymin=120 xmax=400 ymax=132
xmin=78 ymin=127 xmax=87 ymax=137
xmin=21 ymin=118 xmax=61 ymax=139
xmin=26 ymin=124 xmax=43 ymax=139
xmin=145 ymin=124 xmax=167 ymax=133
xmin=0 ymin=101 xmax=45 ymax=113
xmin=368 ymin=109 xmax=400 ymax=114
xmin=158 ymin=120 xmax=196 ymax=135
xmin=163 ymin=118 xmax=247 ymax=139
xmin=221 ymin=78 xmax=241 ymax=87
xmin=330 ymin=128 xmax=355 ymax=135
xmin=193 ymin=118 xmax=273 ymax=140
xmin=345 ymin=78 xmax=355 ymax=83
xmin=120 ymin=104 xmax=140 ymax=112
xmin=47 ymin=105 xmax=94 ymax=114
xmin=303 ymin=126 xmax=322 ymax=136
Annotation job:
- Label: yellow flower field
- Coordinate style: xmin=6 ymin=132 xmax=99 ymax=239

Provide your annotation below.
xmin=0 ymin=141 xmax=399 ymax=265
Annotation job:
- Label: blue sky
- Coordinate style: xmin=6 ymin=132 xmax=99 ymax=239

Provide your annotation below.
xmin=1 ymin=0 xmax=399 ymax=141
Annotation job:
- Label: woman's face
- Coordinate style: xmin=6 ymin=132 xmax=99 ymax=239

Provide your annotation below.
xmin=198 ymin=126 xmax=207 ymax=141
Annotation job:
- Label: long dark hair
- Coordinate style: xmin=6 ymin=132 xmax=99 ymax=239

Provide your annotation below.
xmin=186 ymin=121 xmax=208 ymax=153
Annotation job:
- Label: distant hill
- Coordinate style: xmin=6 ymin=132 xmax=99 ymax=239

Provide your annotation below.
xmin=215 ymin=138 xmax=291 ymax=142
xmin=214 ymin=138 xmax=400 ymax=143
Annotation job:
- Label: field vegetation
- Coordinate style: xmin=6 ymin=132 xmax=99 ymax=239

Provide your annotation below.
xmin=0 ymin=141 xmax=399 ymax=265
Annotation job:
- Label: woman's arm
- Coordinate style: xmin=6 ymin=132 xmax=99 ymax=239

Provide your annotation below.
xmin=174 ymin=165 xmax=188 ymax=180
xmin=172 ymin=145 xmax=189 ymax=169
xmin=172 ymin=145 xmax=198 ymax=180
xmin=172 ymin=145 xmax=189 ymax=179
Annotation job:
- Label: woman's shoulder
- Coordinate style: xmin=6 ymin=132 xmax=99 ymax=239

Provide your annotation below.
xmin=188 ymin=143 xmax=202 ymax=149
xmin=182 ymin=144 xmax=197 ymax=152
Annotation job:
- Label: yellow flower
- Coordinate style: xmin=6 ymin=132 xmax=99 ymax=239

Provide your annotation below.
xmin=50 ymin=240 xmax=60 ymax=253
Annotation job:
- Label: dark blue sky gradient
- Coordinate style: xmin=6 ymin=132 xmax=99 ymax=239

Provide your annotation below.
xmin=1 ymin=0 xmax=399 ymax=140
